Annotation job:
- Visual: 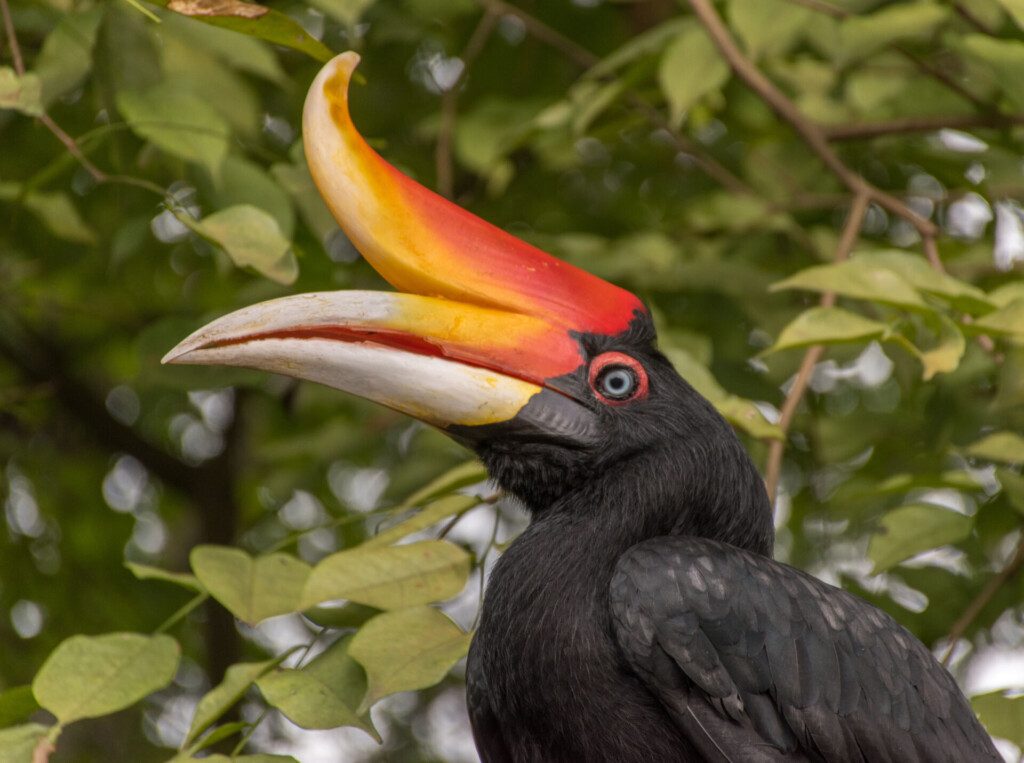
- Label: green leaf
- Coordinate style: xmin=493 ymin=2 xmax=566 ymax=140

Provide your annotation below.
xmin=771 ymin=259 xmax=929 ymax=311
xmin=304 ymin=603 xmax=381 ymax=630
xmin=363 ymin=495 xmax=480 ymax=549
xmin=271 ymin=158 xmax=338 ymax=247
xmin=185 ymin=659 xmax=279 ymax=745
xmin=187 ymin=721 xmax=249 ymax=753
xmin=398 ymin=460 xmax=488 ymax=510
xmin=964 ymin=431 xmax=1024 ymax=464
xmin=765 ymin=307 xmax=889 ymax=354
xmin=664 ymin=347 xmax=782 ymax=440
xmin=0 ymin=69 xmax=42 ymax=116
xmin=191 ymin=205 xmax=298 ymax=285
xmin=868 ymin=504 xmax=973 ymax=573
xmin=213 ymin=157 xmax=296 ymax=239
xmin=306 ymin=0 xmax=375 ymax=26
xmin=126 ymin=562 xmax=205 ymax=593
xmin=0 ymin=724 xmax=49 ymax=763
xmin=584 ymin=17 xmax=688 ymax=80
xmin=996 ymin=468 xmax=1024 ymax=516
xmin=190 ymin=546 xmax=311 ymax=624
xmin=912 ymin=313 xmax=966 ymax=381
xmin=836 ymin=3 xmax=950 ymax=65
xmin=35 ymin=9 xmax=104 ymax=106
xmin=995 ymin=0 xmax=1024 ymax=29
xmin=116 ymin=83 xmax=230 ymax=176
xmin=960 ymin=35 xmax=1024 ymax=111
xmin=972 ymin=298 xmax=1024 ymax=340
xmin=147 ymin=0 xmax=334 ymax=62
xmin=0 ymin=686 xmax=39 ymax=728
xmin=0 ymin=184 xmax=97 ymax=245
xmin=257 ymin=635 xmax=378 ymax=738
xmin=179 ymin=756 xmax=299 ymax=763
xmin=972 ymin=691 xmax=1024 ymax=746
xmin=853 ymin=251 xmax=992 ymax=313
xmin=728 ymin=0 xmax=812 ymax=60
xmin=162 ymin=13 xmax=287 ymax=84
xmin=658 ymin=23 xmax=730 ymax=127
xmin=988 ymin=281 xmax=1024 ymax=308
xmin=302 ymin=540 xmax=470 ymax=610
xmin=32 ymin=633 xmax=179 ymax=724
xmin=349 ymin=607 xmax=471 ymax=709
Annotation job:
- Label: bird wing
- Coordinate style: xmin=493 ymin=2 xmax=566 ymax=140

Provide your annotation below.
xmin=466 ymin=638 xmax=512 ymax=763
xmin=610 ymin=536 xmax=1000 ymax=763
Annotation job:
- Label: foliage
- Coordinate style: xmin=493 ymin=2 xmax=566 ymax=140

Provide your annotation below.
xmin=1 ymin=0 xmax=1024 ymax=760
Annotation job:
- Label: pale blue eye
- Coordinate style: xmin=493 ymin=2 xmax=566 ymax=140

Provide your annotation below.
xmin=598 ymin=366 xmax=637 ymax=400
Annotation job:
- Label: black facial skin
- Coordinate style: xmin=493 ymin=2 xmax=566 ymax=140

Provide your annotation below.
xmin=451 ymin=311 xmax=773 ymax=557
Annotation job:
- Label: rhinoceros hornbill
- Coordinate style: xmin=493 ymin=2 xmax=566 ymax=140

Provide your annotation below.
xmin=164 ymin=53 xmax=1000 ymax=762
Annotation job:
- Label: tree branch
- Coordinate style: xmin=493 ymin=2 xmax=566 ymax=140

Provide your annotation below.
xmin=687 ymin=0 xmax=938 ymax=245
xmin=764 ymin=192 xmax=870 ymax=503
xmin=436 ymin=8 xmax=499 ymax=198
xmin=942 ymin=536 xmax=1024 ymax=666
xmin=475 ymin=0 xmax=598 ymax=69
xmin=823 ymin=113 xmax=1024 ymax=141
xmin=1 ymin=0 xmax=107 ymax=183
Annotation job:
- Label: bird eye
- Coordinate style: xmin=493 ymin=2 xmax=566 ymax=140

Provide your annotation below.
xmin=588 ymin=352 xmax=649 ymax=405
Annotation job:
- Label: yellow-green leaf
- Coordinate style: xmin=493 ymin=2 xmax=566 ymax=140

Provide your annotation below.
xmin=658 ymin=22 xmax=730 ymax=127
xmin=363 ymin=494 xmax=480 ymax=549
xmin=0 ymin=68 xmax=42 ymax=116
xmin=192 ymin=205 xmax=298 ymax=285
xmin=972 ymin=298 xmax=1024 ymax=340
xmin=398 ymin=460 xmax=488 ymax=511
xmin=728 ymin=0 xmax=811 ymax=60
xmin=771 ymin=259 xmax=928 ymax=311
xmin=32 ymin=633 xmax=179 ymax=724
xmin=0 ymin=724 xmax=49 ymax=763
xmin=147 ymin=0 xmax=334 ymax=62
xmin=995 ymin=0 xmax=1024 ymax=29
xmin=116 ymin=83 xmax=230 ymax=176
xmin=837 ymin=4 xmax=949 ymax=65
xmin=126 ymin=562 xmax=205 ymax=593
xmin=854 ymin=251 xmax=992 ymax=313
xmin=912 ymin=313 xmax=966 ymax=381
xmin=190 ymin=546 xmax=311 ymax=624
xmin=960 ymin=35 xmax=1024 ymax=111
xmin=185 ymin=659 xmax=279 ymax=745
xmin=972 ymin=691 xmax=1024 ymax=747
xmin=664 ymin=347 xmax=781 ymax=439
xmin=257 ymin=635 xmax=378 ymax=739
xmin=349 ymin=607 xmax=471 ymax=710
xmin=765 ymin=307 xmax=888 ymax=354
xmin=964 ymin=431 xmax=1024 ymax=464
xmin=868 ymin=504 xmax=973 ymax=573
xmin=302 ymin=540 xmax=470 ymax=610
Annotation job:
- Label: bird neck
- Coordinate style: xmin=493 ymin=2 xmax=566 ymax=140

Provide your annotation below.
xmin=537 ymin=429 xmax=775 ymax=558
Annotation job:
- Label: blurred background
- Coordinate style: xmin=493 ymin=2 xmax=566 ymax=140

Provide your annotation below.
xmin=2 ymin=0 xmax=1024 ymax=760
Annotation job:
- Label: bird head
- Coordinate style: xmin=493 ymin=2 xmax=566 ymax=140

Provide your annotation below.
xmin=164 ymin=53 xmax=758 ymax=520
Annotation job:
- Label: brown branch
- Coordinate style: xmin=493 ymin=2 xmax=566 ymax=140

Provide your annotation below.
xmin=764 ymin=192 xmax=870 ymax=503
xmin=1 ymin=0 xmax=107 ymax=183
xmin=436 ymin=9 xmax=499 ymax=198
xmin=823 ymin=113 xmax=1024 ymax=141
xmin=942 ymin=536 xmax=1024 ymax=666
xmin=687 ymin=0 xmax=938 ymax=246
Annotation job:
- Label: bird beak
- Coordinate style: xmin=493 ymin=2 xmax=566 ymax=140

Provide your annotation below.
xmin=163 ymin=52 xmax=645 ymax=445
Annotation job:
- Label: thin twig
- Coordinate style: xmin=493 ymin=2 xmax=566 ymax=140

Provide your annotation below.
xmin=0 ymin=0 xmax=22 ymax=74
xmin=764 ymin=192 xmax=870 ymax=503
xmin=1 ymin=0 xmax=107 ymax=182
xmin=823 ymin=113 xmax=1024 ymax=141
xmin=687 ymin=0 xmax=938 ymax=247
xmin=436 ymin=9 xmax=499 ymax=198
xmin=942 ymin=536 xmax=1024 ymax=665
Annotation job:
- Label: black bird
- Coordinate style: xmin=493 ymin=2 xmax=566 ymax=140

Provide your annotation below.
xmin=165 ymin=54 xmax=1001 ymax=763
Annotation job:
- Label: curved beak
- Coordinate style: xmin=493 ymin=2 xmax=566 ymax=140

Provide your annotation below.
xmin=163 ymin=53 xmax=646 ymax=446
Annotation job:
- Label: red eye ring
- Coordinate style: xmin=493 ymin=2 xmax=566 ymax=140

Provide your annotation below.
xmin=588 ymin=352 xmax=649 ymax=405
